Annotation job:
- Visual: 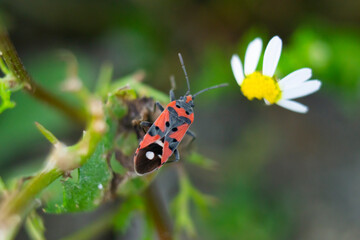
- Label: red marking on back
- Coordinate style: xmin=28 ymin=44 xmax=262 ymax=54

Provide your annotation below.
xmin=152 ymin=108 xmax=170 ymax=132
xmin=161 ymin=141 xmax=171 ymax=164
xmin=185 ymin=95 xmax=193 ymax=103
xmin=134 ymin=95 xmax=195 ymax=173
xmin=169 ymin=124 xmax=189 ymax=141
xmin=136 ymin=109 xmax=170 ymax=154
xmin=137 ymin=134 xmax=161 ymax=152
xmin=162 ymin=123 xmax=191 ymax=164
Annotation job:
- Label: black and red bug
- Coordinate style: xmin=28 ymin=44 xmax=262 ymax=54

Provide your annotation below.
xmin=134 ymin=54 xmax=228 ymax=175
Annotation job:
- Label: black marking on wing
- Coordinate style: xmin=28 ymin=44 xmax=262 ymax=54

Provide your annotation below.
xmin=167 ymin=106 xmax=177 ymax=115
xmin=179 ymin=116 xmax=191 ymax=125
xmin=164 ymin=135 xmax=180 ymax=152
xmin=135 ymin=142 xmax=163 ymax=175
xmin=163 ymin=105 xmax=191 ymax=152
xmin=167 ymin=107 xmax=191 ymax=126
xmin=147 ymin=124 xmax=165 ymax=137
xmin=148 ymin=127 xmax=156 ymax=136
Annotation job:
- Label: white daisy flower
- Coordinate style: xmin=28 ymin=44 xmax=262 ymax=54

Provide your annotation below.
xmin=231 ymin=36 xmax=321 ymax=113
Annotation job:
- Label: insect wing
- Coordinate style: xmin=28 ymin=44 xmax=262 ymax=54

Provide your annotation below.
xmin=134 ymin=109 xmax=169 ymax=175
xmin=161 ymin=123 xmax=190 ymax=163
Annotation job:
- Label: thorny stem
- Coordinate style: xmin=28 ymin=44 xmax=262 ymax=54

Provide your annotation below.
xmin=143 ymin=183 xmax=174 ymax=240
xmin=0 ymin=98 xmax=105 ymax=240
xmin=0 ymin=23 xmax=86 ymax=124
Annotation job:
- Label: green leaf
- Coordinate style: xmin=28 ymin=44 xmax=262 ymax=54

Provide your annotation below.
xmin=116 ymin=132 xmax=138 ymax=156
xmin=171 ymin=173 xmax=214 ymax=238
xmin=105 ymin=93 xmax=128 ymax=119
xmin=95 ymin=62 xmax=113 ymax=98
xmin=62 ymin=144 xmax=112 ymax=212
xmin=34 ymin=122 xmax=59 ymax=145
xmin=110 ymin=74 xmax=169 ymax=104
xmin=110 ymin=153 xmax=127 ymax=175
xmin=0 ymin=79 xmax=16 ymax=114
xmin=43 ymin=96 xmax=126 ymax=213
xmin=44 ymin=141 xmax=112 ymax=213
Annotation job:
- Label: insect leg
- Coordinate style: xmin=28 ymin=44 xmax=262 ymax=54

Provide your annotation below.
xmin=166 ymin=149 xmax=180 ymax=164
xmin=174 ymin=149 xmax=180 ymax=161
xmin=154 ymin=102 xmax=164 ymax=112
xmin=186 ymin=130 xmax=196 ymax=142
xmin=140 ymin=121 xmax=152 ymax=127
xmin=140 ymin=121 xmax=152 ymax=133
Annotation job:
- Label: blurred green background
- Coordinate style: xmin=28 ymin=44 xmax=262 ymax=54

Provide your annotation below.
xmin=1 ymin=0 xmax=360 ymax=239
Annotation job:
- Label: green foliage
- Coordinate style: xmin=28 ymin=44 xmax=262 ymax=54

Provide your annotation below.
xmin=106 ymin=93 xmax=128 ymax=119
xmin=171 ymin=172 xmax=215 ymax=238
xmin=95 ymin=62 xmax=114 ymax=99
xmin=0 ymin=52 xmax=95 ymax=169
xmin=110 ymin=74 xmax=169 ymax=104
xmin=35 ymin=122 xmax=59 ymax=145
xmin=25 ymin=211 xmax=45 ymax=240
xmin=116 ymin=132 xmax=139 ymax=156
xmin=279 ymin=22 xmax=360 ymax=101
xmin=195 ymin=46 xmax=233 ymax=102
xmin=118 ymin=177 xmax=150 ymax=197
xmin=141 ymin=210 xmax=156 ymax=240
xmin=0 ymin=57 xmax=19 ymax=114
xmin=113 ymin=195 xmax=145 ymax=232
xmin=0 ymin=79 xmax=15 ymax=113
xmin=0 ymin=176 xmax=6 ymax=195
xmin=110 ymin=153 xmax=127 ymax=175
xmin=43 ymin=94 xmax=124 ymax=214
xmin=45 ymin=140 xmax=112 ymax=213
xmin=113 ymin=194 xmax=156 ymax=240
xmin=61 ymin=143 xmax=112 ymax=212
xmin=186 ymin=152 xmax=216 ymax=170
xmin=200 ymin=181 xmax=290 ymax=240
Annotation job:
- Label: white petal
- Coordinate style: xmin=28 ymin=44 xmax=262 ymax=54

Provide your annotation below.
xmin=264 ymin=99 xmax=271 ymax=105
xmin=262 ymin=36 xmax=282 ymax=77
xmin=278 ymin=68 xmax=312 ymax=90
xmin=281 ymin=80 xmax=321 ymax=100
xmin=276 ymin=99 xmax=308 ymax=113
xmin=244 ymin=38 xmax=263 ymax=75
xmin=231 ymin=54 xmax=245 ymax=85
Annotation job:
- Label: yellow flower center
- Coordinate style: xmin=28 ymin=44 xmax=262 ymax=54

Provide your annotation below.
xmin=241 ymin=71 xmax=281 ymax=104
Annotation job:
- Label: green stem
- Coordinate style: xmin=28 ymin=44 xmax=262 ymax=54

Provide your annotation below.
xmin=0 ymin=23 xmax=86 ymax=124
xmin=0 ymin=168 xmax=63 ymax=240
xmin=0 ymin=98 xmax=105 ymax=240
xmin=5 ymin=169 xmax=62 ymax=218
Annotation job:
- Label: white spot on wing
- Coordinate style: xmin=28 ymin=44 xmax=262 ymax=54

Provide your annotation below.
xmin=155 ymin=140 xmax=164 ymax=147
xmin=146 ymin=151 xmax=155 ymax=160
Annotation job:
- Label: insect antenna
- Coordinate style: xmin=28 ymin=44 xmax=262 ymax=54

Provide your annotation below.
xmin=178 ymin=53 xmax=191 ymax=95
xmin=193 ymin=83 xmax=228 ymax=98
xmin=170 ymin=75 xmax=176 ymax=91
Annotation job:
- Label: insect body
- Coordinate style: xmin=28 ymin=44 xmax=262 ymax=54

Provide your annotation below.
xmin=134 ymin=54 xmax=227 ymax=175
